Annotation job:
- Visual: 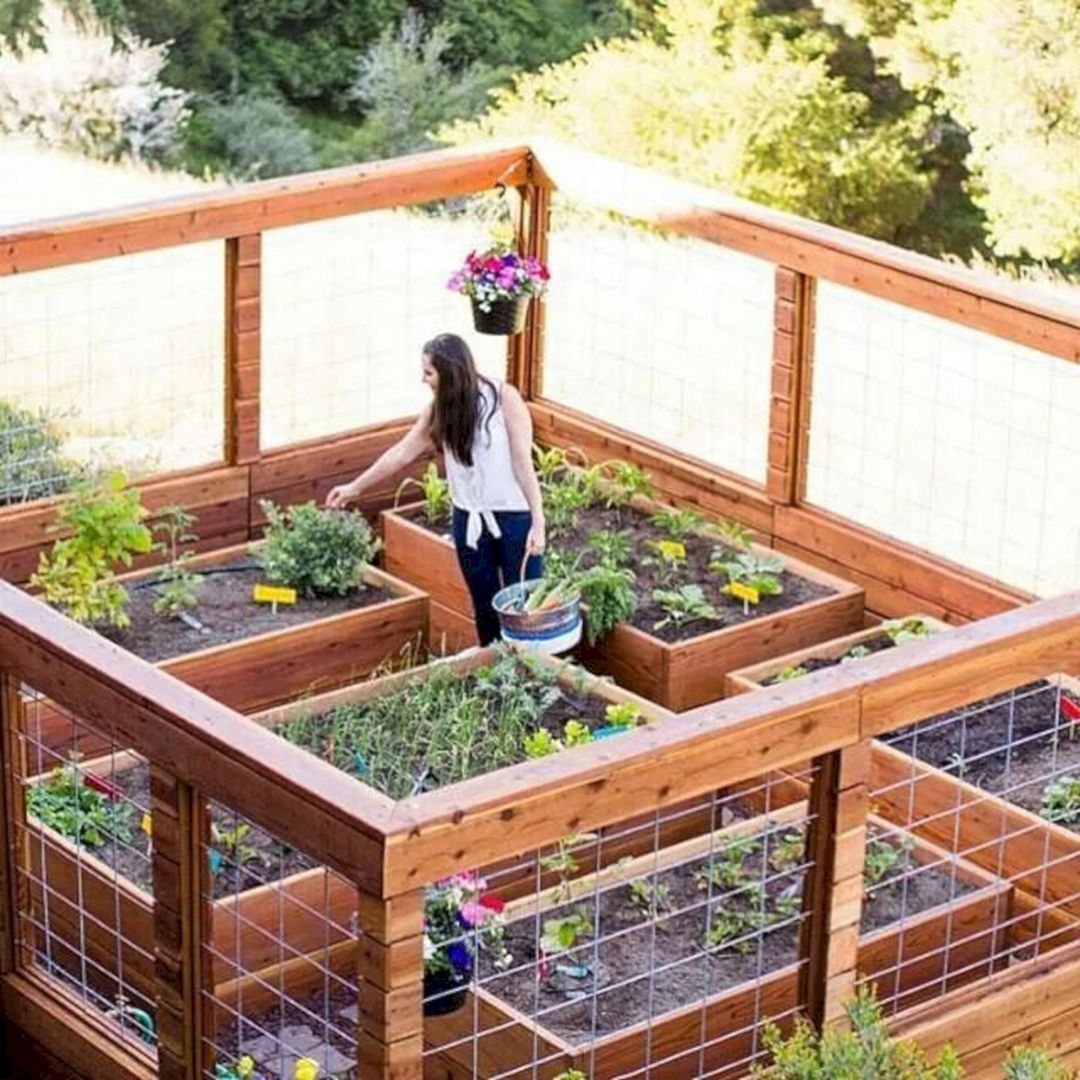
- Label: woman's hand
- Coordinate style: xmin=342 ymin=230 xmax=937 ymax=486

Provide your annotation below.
xmin=325 ymin=482 xmax=356 ymax=509
xmin=526 ymin=516 xmax=546 ymax=555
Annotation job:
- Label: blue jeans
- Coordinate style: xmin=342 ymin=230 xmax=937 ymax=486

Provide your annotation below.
xmin=452 ymin=508 xmax=543 ymax=646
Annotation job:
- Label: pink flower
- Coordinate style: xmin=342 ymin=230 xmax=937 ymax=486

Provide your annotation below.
xmin=458 ymin=901 xmax=492 ymax=928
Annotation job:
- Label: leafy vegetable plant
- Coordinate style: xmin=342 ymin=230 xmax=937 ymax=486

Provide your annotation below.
xmin=394 ymin=462 xmax=450 ymax=524
xmin=602 ymin=460 xmax=654 ymax=509
xmin=27 ymin=762 xmax=132 ymax=848
xmin=652 ymin=585 xmax=719 ymax=632
xmin=586 ymin=529 xmax=632 ymax=568
xmin=577 ymin=564 xmax=637 ymax=643
xmin=152 ymin=505 xmax=203 ymax=619
xmin=886 ymin=617 xmax=933 ymax=644
xmin=604 ymin=702 xmax=642 ymax=728
xmin=650 ymin=507 xmax=704 ymax=541
xmin=1039 ymin=776 xmax=1080 ymax=826
xmin=628 ymin=878 xmax=672 ymax=917
xmin=255 ymin=500 xmax=380 ymax=598
xmin=775 ymin=665 xmax=808 ymax=682
xmin=864 ymin=834 xmax=914 ymax=895
xmin=210 ymin=821 xmax=259 ymax=870
xmin=30 ymin=470 xmax=154 ymax=629
xmin=712 ymin=550 xmax=785 ymax=599
xmin=540 ymin=910 xmax=591 ymax=954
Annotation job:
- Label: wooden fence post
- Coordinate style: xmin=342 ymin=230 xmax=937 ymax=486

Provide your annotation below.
xmin=508 ymin=172 xmax=552 ymax=400
xmin=767 ymin=268 xmax=816 ymax=505
xmin=151 ymin=767 xmax=208 ymax=1080
xmin=356 ymin=888 xmax=425 ymax=1079
xmin=0 ymin=674 xmax=27 ymax=974
xmin=225 ymin=235 xmax=261 ymax=467
xmin=799 ymin=742 xmax=870 ymax=1029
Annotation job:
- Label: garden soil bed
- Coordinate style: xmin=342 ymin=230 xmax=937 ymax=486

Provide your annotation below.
xmin=427 ymin=812 xmax=1007 ymax=1080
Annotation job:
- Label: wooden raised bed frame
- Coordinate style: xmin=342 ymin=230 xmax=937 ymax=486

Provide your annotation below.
xmin=424 ymin=806 xmax=1011 ymax=1080
xmin=727 ymin=654 xmax=1080 ymax=958
xmin=20 ymin=541 xmax=429 ymax=762
xmin=382 ymin=503 xmax=866 ymax=710
xmin=21 ymin=647 xmax=676 ymax=1017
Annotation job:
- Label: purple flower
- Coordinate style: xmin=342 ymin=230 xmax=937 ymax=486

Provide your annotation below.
xmin=447 ymin=941 xmax=473 ymax=974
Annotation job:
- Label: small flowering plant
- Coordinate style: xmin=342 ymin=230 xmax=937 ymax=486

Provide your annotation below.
xmin=447 ymin=243 xmax=550 ymax=313
xmin=423 ymin=871 xmax=512 ymax=980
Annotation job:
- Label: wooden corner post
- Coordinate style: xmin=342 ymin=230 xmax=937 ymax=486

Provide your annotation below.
xmin=356 ymin=888 xmax=425 ymax=1079
xmin=508 ymin=161 xmax=553 ymax=400
xmin=799 ymin=741 xmax=870 ymax=1030
xmin=0 ymin=674 xmax=27 ymax=974
xmin=151 ymin=768 xmax=209 ymax=1080
xmin=225 ymin=234 xmax=261 ymax=467
xmin=767 ymin=268 xmax=816 ymax=505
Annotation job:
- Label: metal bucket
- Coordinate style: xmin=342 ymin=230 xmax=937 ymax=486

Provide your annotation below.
xmin=492 ymin=579 xmax=582 ymax=655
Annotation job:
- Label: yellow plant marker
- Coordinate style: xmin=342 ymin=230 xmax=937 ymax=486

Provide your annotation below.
xmin=253 ymin=583 xmax=297 ymax=615
xmin=726 ymin=581 xmax=759 ymax=614
xmin=140 ymin=813 xmax=152 ymax=838
xmin=649 ymin=539 xmax=686 ymax=560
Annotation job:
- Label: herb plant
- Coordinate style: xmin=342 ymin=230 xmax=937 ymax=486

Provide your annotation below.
xmin=152 ymin=505 xmax=203 ymax=619
xmin=650 ymin=507 xmax=704 ymax=541
xmin=628 ymin=878 xmax=672 ymax=917
xmin=577 ymin=564 xmax=637 ymax=643
xmin=255 ymin=500 xmax=380 ymax=598
xmin=27 ymin=762 xmax=132 ymax=848
xmin=586 ymin=529 xmax=632 ymax=568
xmin=652 ymin=585 xmax=719 ymax=632
xmin=602 ymin=460 xmax=654 ymax=509
xmin=754 ymin=988 xmax=963 ymax=1079
xmin=864 ymin=834 xmax=914 ymax=895
xmin=31 ymin=470 xmax=154 ymax=629
xmin=394 ymin=462 xmax=450 ymax=524
xmin=1039 ymin=776 xmax=1080 ymax=826
xmin=0 ymin=400 xmax=81 ymax=506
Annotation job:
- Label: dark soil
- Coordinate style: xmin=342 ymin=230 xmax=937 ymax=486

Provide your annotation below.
xmin=400 ymin=503 xmax=836 ymax=644
xmin=762 ymin=632 xmax=896 ymax=685
xmin=211 ymin=978 xmax=358 ymax=1079
xmin=37 ymin=760 xmax=315 ymax=900
xmin=479 ymin=827 xmax=969 ymax=1043
xmin=105 ymin=559 xmax=392 ymax=663
xmin=883 ymin=681 xmax=1080 ymax=830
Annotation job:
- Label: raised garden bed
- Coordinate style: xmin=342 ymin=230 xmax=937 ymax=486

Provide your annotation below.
xmin=21 ymin=540 xmax=429 ymax=761
xmin=21 ymin=647 xmax=674 ymax=1012
xmin=425 ymin=806 xmax=1009 ymax=1080
xmin=382 ymin=487 xmax=865 ymax=711
xmin=725 ymin=615 xmax=950 ymax=695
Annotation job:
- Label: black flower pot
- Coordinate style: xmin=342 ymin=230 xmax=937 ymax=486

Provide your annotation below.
xmin=471 ymin=295 xmax=530 ymax=335
xmin=423 ymin=970 xmax=468 ymax=1016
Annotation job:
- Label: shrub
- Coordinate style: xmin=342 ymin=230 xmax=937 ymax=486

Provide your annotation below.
xmin=0 ymin=400 xmax=81 ymax=506
xmin=754 ymin=987 xmax=963 ymax=1078
xmin=30 ymin=471 xmax=153 ymax=629
xmin=1003 ymin=1046 xmax=1071 ymax=1080
xmin=255 ymin=500 xmax=381 ymax=598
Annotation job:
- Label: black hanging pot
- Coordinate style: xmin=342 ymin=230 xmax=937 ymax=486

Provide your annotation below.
xmin=471 ymin=295 xmax=530 ymax=335
xmin=423 ymin=970 xmax=468 ymax=1016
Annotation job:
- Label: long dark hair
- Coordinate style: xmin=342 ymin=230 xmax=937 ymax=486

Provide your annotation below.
xmin=424 ymin=333 xmax=496 ymax=467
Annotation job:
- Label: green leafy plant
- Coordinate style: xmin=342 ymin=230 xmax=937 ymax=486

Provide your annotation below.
xmin=394 ymin=462 xmax=450 ymax=524
xmin=0 ymin=400 xmax=81 ymax=506
xmin=1039 ymin=776 xmax=1080 ymax=827
xmin=695 ymin=834 xmax=759 ymax=892
xmin=553 ymin=1070 xmax=589 ymax=1080
xmin=210 ymin=822 xmax=259 ymax=869
xmin=754 ymin=987 xmax=963 ymax=1078
xmin=602 ymin=460 xmax=654 ymax=509
xmin=644 ymin=537 xmax=687 ymax=587
xmin=769 ymin=830 xmax=806 ymax=872
xmin=563 ymin=720 xmax=593 ymax=748
xmin=705 ymin=908 xmax=756 ymax=954
xmin=152 ymin=505 xmax=203 ymax=619
xmin=864 ymin=834 xmax=914 ymax=896
xmin=540 ymin=832 xmax=597 ymax=902
xmin=650 ymin=507 xmax=704 ymax=541
xmin=255 ymin=500 xmax=380 ymax=598
xmin=577 ymin=564 xmax=637 ymax=643
xmin=1003 ymin=1045 xmax=1071 ymax=1080
xmin=708 ymin=517 xmax=753 ymax=554
xmin=652 ymin=584 xmax=719 ymax=632
xmin=604 ymin=702 xmax=642 ymax=729
xmin=524 ymin=729 xmax=561 ymax=758
xmin=587 ymin=529 xmax=633 ymax=569
xmin=30 ymin=470 xmax=154 ymax=629
xmin=628 ymin=878 xmax=672 ymax=917
xmin=842 ymin=644 xmax=873 ymax=662
xmin=533 ymin=444 xmax=571 ymax=486
xmin=775 ymin=665 xmax=808 ymax=682
xmin=543 ymin=474 xmax=592 ymax=531
xmin=540 ymin=910 xmax=591 ymax=954
xmin=27 ymin=762 xmax=132 ymax=849
xmin=886 ymin=617 xmax=934 ymax=644
xmin=712 ymin=550 xmax=785 ymax=599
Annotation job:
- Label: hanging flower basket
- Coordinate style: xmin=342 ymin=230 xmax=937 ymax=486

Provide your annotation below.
xmin=448 ymin=243 xmax=550 ymax=337
xmin=471 ymin=295 xmax=530 ymax=335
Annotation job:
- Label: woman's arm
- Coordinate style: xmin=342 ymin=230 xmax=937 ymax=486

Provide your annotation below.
xmin=325 ymin=405 xmax=434 ymax=508
xmin=501 ymin=384 xmax=546 ymax=553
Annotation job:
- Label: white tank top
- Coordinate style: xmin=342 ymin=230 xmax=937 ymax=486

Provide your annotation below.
xmin=444 ymin=380 xmax=529 ymax=549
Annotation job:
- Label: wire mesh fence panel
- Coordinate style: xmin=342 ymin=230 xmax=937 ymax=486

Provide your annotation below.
xmin=12 ymin=685 xmax=158 ymax=1060
xmin=542 ymin=200 xmax=775 ymax=486
xmin=421 ymin=770 xmax=817 ymax=1080
xmin=260 ymin=200 xmax=508 ymax=450
xmin=806 ymin=283 xmax=1080 ymax=598
xmin=868 ymin=673 xmax=1080 ymax=1017
xmin=200 ymin=795 xmax=360 ymax=1080
xmin=0 ymin=245 xmax=225 ymax=502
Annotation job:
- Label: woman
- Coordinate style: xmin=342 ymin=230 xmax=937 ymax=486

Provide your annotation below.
xmin=326 ymin=333 xmax=545 ymax=646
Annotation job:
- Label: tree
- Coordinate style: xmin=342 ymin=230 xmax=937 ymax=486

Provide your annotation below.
xmin=443 ymin=0 xmax=932 ymax=241
xmin=819 ymin=0 xmax=1080 ymax=263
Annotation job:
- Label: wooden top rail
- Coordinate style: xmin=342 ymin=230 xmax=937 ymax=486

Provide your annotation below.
xmin=381 ymin=589 xmax=1080 ymax=894
xmin=0 ymin=142 xmax=531 ymax=275
xmin=0 ymin=581 xmax=393 ymax=892
xmin=530 ymin=137 xmax=1080 ymax=362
